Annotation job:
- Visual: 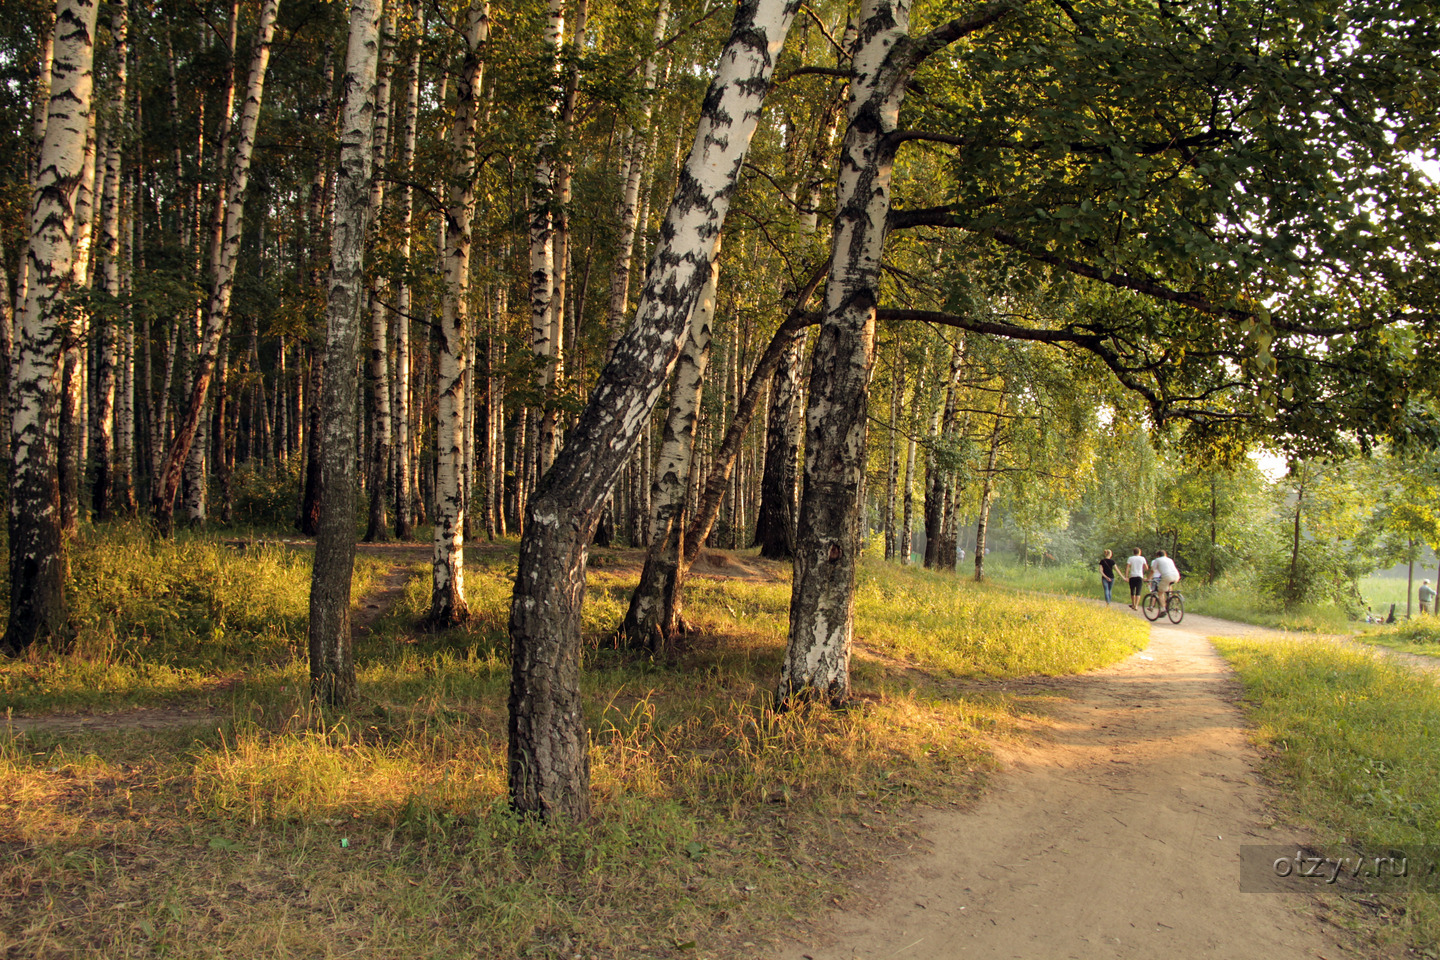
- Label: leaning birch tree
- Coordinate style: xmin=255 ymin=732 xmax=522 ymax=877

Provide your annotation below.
xmin=780 ymin=0 xmax=1020 ymax=704
xmin=309 ymin=0 xmax=383 ymax=705
xmin=619 ymin=252 xmax=721 ymax=651
xmin=507 ymin=0 xmax=801 ymax=821
xmin=5 ymin=0 xmax=100 ymax=655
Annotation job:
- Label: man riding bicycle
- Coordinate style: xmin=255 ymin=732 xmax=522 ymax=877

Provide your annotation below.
xmin=1150 ymin=550 xmax=1180 ymax=605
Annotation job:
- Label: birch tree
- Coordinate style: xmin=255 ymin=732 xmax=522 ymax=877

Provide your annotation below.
xmin=428 ymin=1 xmax=489 ymax=626
xmin=5 ymin=0 xmax=100 ymax=655
xmin=363 ymin=10 xmax=395 ymax=543
xmin=92 ymin=0 xmax=127 ymax=522
xmin=392 ymin=10 xmax=421 ymax=541
xmin=309 ymin=0 xmax=383 ymax=705
xmin=150 ymin=0 xmax=280 ymax=533
xmin=619 ymin=252 xmax=720 ymax=651
xmin=508 ymin=0 xmax=801 ymax=821
xmin=781 ymin=0 xmax=1020 ymax=705
xmin=529 ymin=0 xmax=564 ymax=475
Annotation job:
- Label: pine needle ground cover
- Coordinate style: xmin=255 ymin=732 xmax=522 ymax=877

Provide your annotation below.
xmin=1215 ymin=637 xmax=1440 ymax=951
xmin=2 ymin=533 xmax=1145 ymax=959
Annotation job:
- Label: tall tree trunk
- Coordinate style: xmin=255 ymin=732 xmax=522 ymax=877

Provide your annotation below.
xmin=781 ymin=0 xmax=1016 ymax=703
xmin=781 ymin=0 xmax=911 ymax=705
xmin=508 ymin=0 xmax=799 ymax=821
xmin=898 ymin=354 xmax=923 ymax=564
xmin=92 ymin=0 xmax=127 ymax=521
xmin=5 ymin=0 xmax=101 ymax=656
xmin=620 ymin=253 xmax=720 ymax=651
xmin=428 ymin=1 xmax=489 ymax=626
xmin=151 ymin=0 xmax=280 ymax=533
xmin=752 ymin=330 xmax=803 ymax=558
xmin=393 ymin=13 xmax=420 ymax=540
xmin=310 ymin=0 xmax=382 ymax=706
xmin=972 ymin=388 xmax=1006 ymax=582
xmin=59 ymin=109 xmax=97 ymax=538
xmin=364 ymin=10 xmax=395 ymax=543
xmin=529 ymin=0 xmax=564 ymax=475
xmin=680 ymin=264 xmax=825 ymax=560
xmin=604 ymin=0 xmax=670 ymax=346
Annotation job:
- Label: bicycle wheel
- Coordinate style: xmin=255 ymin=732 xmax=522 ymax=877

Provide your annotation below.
xmin=1142 ymin=592 xmax=1163 ymax=621
xmin=1167 ymin=593 xmax=1185 ymax=624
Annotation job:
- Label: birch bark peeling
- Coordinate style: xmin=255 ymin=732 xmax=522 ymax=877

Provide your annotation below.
xmin=309 ymin=0 xmax=382 ymax=706
xmin=508 ymin=0 xmax=800 ymax=821
xmin=6 ymin=0 xmax=100 ymax=655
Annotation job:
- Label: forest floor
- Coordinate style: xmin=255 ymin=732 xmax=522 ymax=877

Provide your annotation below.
xmin=773 ymin=611 xmax=1404 ymax=960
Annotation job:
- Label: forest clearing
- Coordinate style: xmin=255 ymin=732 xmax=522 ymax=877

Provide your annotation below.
xmin=4 ymin=0 xmax=1440 ymax=956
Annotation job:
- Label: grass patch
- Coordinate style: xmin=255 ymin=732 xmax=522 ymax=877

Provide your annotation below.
xmin=0 ymin=524 xmax=386 ymax=714
xmin=1214 ymin=637 xmax=1440 ymax=950
xmin=1355 ymin=617 xmax=1440 ymax=658
xmin=2 ymin=535 xmax=1145 ymax=959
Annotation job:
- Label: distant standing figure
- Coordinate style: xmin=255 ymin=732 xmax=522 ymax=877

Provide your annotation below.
xmin=1421 ymin=579 xmax=1435 ymax=615
xmin=1098 ymin=549 xmax=1116 ymax=604
xmin=1151 ymin=549 xmax=1181 ymax=605
xmin=1125 ymin=549 xmax=1147 ymax=610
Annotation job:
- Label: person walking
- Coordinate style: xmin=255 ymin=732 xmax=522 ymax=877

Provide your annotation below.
xmin=1125 ymin=548 xmax=1148 ymax=610
xmin=1098 ymin=549 xmax=1117 ymax=604
xmin=1421 ymin=579 xmax=1435 ymax=615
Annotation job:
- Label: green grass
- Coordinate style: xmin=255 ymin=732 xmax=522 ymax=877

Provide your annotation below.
xmin=0 ymin=523 xmax=385 ymax=713
xmin=1215 ymin=637 xmax=1440 ymax=950
xmin=1356 ymin=617 xmax=1440 ymax=657
xmin=1 ymin=533 xmax=1147 ymax=959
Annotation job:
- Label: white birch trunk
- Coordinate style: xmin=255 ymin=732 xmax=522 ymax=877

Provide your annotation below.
xmin=508 ymin=0 xmax=799 ymax=821
xmin=620 ymin=251 xmax=719 ymax=650
xmin=782 ymin=0 xmax=911 ymax=704
xmin=529 ymin=0 xmax=564 ymax=474
xmin=603 ymin=0 xmax=670 ymax=345
xmin=781 ymin=0 xmax=1018 ymax=704
xmin=364 ymin=10 xmax=395 ymax=542
xmin=429 ymin=1 xmax=489 ymax=625
xmin=309 ymin=0 xmax=382 ymax=706
xmin=151 ymin=0 xmax=280 ymax=532
xmin=58 ymin=103 xmax=97 ymax=538
xmin=5 ymin=0 xmax=100 ymax=655
xmin=92 ymin=0 xmax=127 ymax=521
xmin=393 ymin=13 xmax=420 ymax=540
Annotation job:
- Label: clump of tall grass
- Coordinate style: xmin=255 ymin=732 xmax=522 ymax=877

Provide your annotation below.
xmin=0 ymin=524 xmax=382 ymax=711
xmin=1183 ymin=578 xmax=1351 ymax=633
xmin=1216 ymin=637 xmax=1440 ymax=948
xmin=856 ymin=561 xmax=1147 ymax=676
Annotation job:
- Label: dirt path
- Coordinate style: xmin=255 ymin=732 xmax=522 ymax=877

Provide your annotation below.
xmin=777 ymin=612 xmax=1377 ymax=960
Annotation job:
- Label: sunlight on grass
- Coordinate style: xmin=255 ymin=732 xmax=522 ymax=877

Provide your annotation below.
xmin=1216 ymin=637 xmax=1440 ymax=949
xmin=2 ymin=532 xmax=1147 ymax=959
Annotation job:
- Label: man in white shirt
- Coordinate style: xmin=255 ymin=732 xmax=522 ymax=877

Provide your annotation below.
xmin=1151 ymin=549 xmax=1181 ymax=605
xmin=1125 ymin=549 xmax=1148 ymax=609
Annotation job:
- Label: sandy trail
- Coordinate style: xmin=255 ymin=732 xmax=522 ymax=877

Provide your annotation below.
xmin=778 ymin=612 xmax=1369 ymax=960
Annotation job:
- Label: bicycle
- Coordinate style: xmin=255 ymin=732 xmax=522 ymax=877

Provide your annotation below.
xmin=1142 ymin=579 xmax=1184 ymax=623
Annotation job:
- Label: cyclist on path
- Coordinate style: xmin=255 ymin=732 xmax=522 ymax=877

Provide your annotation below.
xmin=1151 ymin=550 xmax=1181 ymax=607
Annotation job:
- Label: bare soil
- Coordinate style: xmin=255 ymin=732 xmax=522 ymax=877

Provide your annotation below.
xmin=776 ymin=612 xmax=1379 ymax=960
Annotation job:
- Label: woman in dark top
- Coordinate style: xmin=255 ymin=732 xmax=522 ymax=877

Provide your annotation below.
xmin=1098 ymin=550 xmax=1116 ymax=604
